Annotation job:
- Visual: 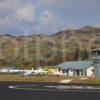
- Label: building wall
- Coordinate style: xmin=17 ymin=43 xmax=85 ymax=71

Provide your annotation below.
xmin=69 ymin=69 xmax=74 ymax=76
xmin=86 ymin=66 xmax=94 ymax=77
xmin=94 ymin=64 xmax=100 ymax=77
xmin=57 ymin=66 xmax=94 ymax=77
xmin=90 ymin=49 xmax=100 ymax=77
xmin=58 ymin=69 xmax=85 ymax=76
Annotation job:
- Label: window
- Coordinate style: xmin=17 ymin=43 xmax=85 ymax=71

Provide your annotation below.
xmin=62 ymin=69 xmax=65 ymax=73
xmin=76 ymin=70 xmax=80 ymax=76
xmin=66 ymin=70 xmax=69 ymax=73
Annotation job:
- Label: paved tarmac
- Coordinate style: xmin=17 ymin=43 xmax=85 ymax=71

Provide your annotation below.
xmin=0 ymin=82 xmax=100 ymax=100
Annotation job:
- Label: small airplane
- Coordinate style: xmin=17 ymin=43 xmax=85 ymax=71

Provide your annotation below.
xmin=22 ymin=68 xmax=34 ymax=76
xmin=22 ymin=68 xmax=48 ymax=76
xmin=0 ymin=67 xmax=23 ymax=74
xmin=33 ymin=69 xmax=48 ymax=75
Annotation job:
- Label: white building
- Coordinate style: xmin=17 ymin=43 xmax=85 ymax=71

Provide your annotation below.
xmin=56 ymin=61 xmax=94 ymax=77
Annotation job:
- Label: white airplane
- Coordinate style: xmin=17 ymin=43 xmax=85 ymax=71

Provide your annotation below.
xmin=9 ymin=69 xmax=23 ymax=73
xmin=33 ymin=69 xmax=48 ymax=75
xmin=0 ymin=67 xmax=23 ymax=74
xmin=22 ymin=68 xmax=48 ymax=76
xmin=22 ymin=68 xmax=34 ymax=76
xmin=0 ymin=69 xmax=9 ymax=73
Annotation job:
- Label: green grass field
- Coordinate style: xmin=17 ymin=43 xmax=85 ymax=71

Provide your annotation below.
xmin=0 ymin=74 xmax=67 ymax=83
xmin=71 ymin=77 xmax=100 ymax=84
xmin=0 ymin=74 xmax=100 ymax=84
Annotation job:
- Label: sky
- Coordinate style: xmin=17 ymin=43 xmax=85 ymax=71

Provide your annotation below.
xmin=0 ymin=0 xmax=100 ymax=35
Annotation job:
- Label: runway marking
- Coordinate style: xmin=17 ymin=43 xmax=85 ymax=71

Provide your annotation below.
xmin=8 ymin=85 xmax=100 ymax=93
xmin=9 ymin=87 xmax=100 ymax=93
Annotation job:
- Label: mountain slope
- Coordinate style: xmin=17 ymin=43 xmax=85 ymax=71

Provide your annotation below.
xmin=0 ymin=26 xmax=100 ymax=68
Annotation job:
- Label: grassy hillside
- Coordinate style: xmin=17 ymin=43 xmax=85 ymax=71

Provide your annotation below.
xmin=0 ymin=26 xmax=100 ymax=68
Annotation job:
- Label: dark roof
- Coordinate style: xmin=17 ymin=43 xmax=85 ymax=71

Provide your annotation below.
xmin=90 ymin=48 xmax=100 ymax=52
xmin=56 ymin=61 xmax=93 ymax=69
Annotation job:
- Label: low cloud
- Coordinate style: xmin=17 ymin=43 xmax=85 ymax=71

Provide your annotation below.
xmin=40 ymin=10 xmax=53 ymax=25
xmin=16 ymin=3 xmax=36 ymax=22
xmin=0 ymin=0 xmax=18 ymax=12
xmin=0 ymin=0 xmax=100 ymax=35
xmin=34 ymin=10 xmax=66 ymax=34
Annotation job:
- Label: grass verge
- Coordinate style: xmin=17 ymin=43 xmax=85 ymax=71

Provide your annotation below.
xmin=0 ymin=74 xmax=67 ymax=83
xmin=0 ymin=74 xmax=100 ymax=84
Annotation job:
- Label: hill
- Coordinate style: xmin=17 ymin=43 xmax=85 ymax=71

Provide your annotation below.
xmin=0 ymin=25 xmax=100 ymax=68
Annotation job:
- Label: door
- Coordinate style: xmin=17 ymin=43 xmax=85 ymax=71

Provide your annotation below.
xmin=76 ymin=70 xmax=80 ymax=76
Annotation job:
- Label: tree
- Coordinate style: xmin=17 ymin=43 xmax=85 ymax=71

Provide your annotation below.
xmin=74 ymin=45 xmax=81 ymax=61
xmin=82 ymin=49 xmax=89 ymax=60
